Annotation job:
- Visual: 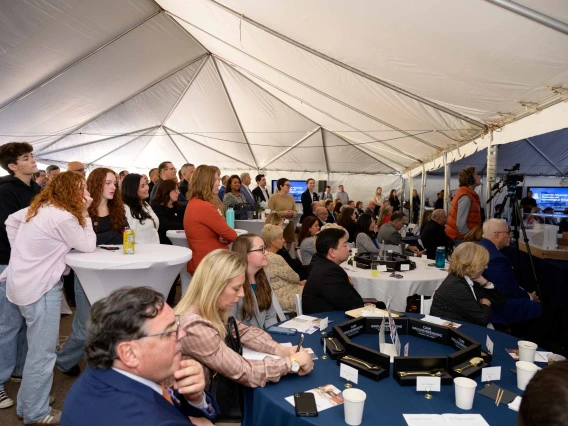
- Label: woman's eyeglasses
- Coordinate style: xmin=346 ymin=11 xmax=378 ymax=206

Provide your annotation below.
xmin=249 ymin=246 xmax=267 ymax=254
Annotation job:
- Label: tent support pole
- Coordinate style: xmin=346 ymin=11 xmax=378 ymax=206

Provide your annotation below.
xmin=0 ymin=10 xmax=162 ymax=114
xmin=485 ymin=0 xmax=568 ymax=36
xmin=320 ymin=128 xmax=331 ymax=175
xmin=524 ymin=138 xmax=565 ymax=176
xmin=261 ymin=127 xmax=321 ymax=169
xmin=211 ymin=57 xmax=259 ymax=169
xmin=164 ymin=126 xmax=256 ymax=169
xmin=401 ymin=176 xmax=406 ymax=215
xmin=205 ymin=0 xmax=487 ymax=129
xmin=420 ymin=165 xmax=426 ymax=226
xmin=408 ymin=173 xmax=415 ymax=223
xmin=485 ymin=130 xmax=498 ymax=215
xmin=85 ymin=127 xmax=158 ymax=166
xmin=444 ymin=153 xmax=450 ymax=214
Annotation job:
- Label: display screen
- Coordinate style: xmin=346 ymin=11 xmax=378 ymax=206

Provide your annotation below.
xmin=271 ymin=180 xmax=307 ymax=203
xmin=528 ymin=187 xmax=568 ymax=211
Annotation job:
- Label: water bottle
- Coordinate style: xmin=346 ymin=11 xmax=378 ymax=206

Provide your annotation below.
xmin=226 ymin=207 xmax=235 ymax=229
xmin=435 ymin=246 xmax=445 ymax=268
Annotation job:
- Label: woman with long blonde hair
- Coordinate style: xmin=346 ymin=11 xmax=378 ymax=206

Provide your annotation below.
xmin=2 ymin=172 xmax=96 ymax=424
xmin=175 ymin=249 xmax=313 ymax=388
xmin=376 ymin=202 xmax=393 ymax=229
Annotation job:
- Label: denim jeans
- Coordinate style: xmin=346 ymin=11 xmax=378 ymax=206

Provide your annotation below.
xmin=0 ymin=264 xmax=28 ymax=389
xmin=56 ymin=274 xmax=90 ymax=372
xmin=17 ymin=281 xmax=62 ymax=424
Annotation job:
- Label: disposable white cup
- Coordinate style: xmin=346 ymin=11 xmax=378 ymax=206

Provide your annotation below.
xmin=516 ymin=361 xmax=540 ymax=391
xmin=343 ymin=388 xmax=366 ymax=426
xmin=518 ymin=341 xmax=537 ymax=362
xmin=454 ymin=377 xmax=477 ymax=410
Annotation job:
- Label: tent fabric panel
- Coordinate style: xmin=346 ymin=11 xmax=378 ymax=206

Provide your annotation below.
xmin=0 ymin=0 xmax=159 ymax=107
xmin=209 ymin=0 xmax=568 ymax=123
xmin=32 ymin=58 xmax=206 ymax=157
xmin=265 ymin=131 xmax=327 ymax=172
xmin=0 ymin=13 xmax=206 ymax=147
xmin=164 ymin=58 xmax=257 ymax=167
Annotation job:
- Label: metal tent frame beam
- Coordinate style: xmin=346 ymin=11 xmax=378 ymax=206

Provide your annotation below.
xmin=320 ymin=128 xmax=330 ymax=175
xmin=0 ymin=10 xmax=162 ymax=114
xmin=205 ymin=0 xmax=487 ymax=130
xmin=86 ymin=127 xmax=158 ymax=166
xmin=211 ymin=57 xmax=259 ymax=169
xmin=485 ymin=0 xmax=568 ymax=37
xmin=261 ymin=127 xmax=321 ymax=169
xmin=524 ymin=137 xmax=565 ymax=175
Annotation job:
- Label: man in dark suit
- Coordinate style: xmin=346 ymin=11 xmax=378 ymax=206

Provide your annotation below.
xmin=239 ymin=172 xmax=255 ymax=204
xmin=376 ymin=212 xmax=423 ymax=254
xmin=420 ymin=209 xmax=452 ymax=259
xmin=300 ymin=178 xmax=319 ymax=222
xmin=62 ymin=287 xmax=218 ymax=426
xmin=302 ymin=228 xmax=364 ymax=314
xmin=217 ymin=175 xmax=229 ymax=201
xmin=478 ymin=219 xmax=542 ymax=326
xmin=314 ymin=206 xmax=328 ymax=227
xmin=325 ymin=199 xmax=336 ymax=223
xmin=251 ymin=173 xmax=270 ymax=203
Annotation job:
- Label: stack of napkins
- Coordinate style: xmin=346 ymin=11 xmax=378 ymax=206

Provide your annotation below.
xmin=508 ymin=396 xmax=522 ymax=412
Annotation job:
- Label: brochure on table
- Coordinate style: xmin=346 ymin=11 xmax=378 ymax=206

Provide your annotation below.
xmin=280 ymin=315 xmax=325 ymax=334
xmin=285 ymin=384 xmax=344 ymax=412
xmin=403 ymin=413 xmax=489 ymax=426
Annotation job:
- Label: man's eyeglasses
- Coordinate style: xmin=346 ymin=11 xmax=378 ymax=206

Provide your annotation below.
xmin=139 ymin=315 xmax=180 ymax=340
xmin=494 ymin=230 xmax=513 ymax=236
xmin=249 ymin=246 xmax=267 ymax=254
xmin=283 ymin=184 xmax=291 ymax=187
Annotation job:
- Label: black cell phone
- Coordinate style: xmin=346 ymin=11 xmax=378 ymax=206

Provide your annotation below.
xmin=428 ymin=263 xmax=436 ymax=267
xmin=98 ymin=246 xmax=119 ymax=251
xmin=294 ymin=392 xmax=318 ymax=417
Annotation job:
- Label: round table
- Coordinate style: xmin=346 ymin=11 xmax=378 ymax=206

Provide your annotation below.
xmin=65 ymin=244 xmax=192 ymax=304
xmin=344 ymin=256 xmax=447 ymax=312
xmin=245 ymin=311 xmax=525 ymax=426
xmin=166 ymin=229 xmax=247 ymax=295
xmin=235 ymin=219 xmax=289 ymax=236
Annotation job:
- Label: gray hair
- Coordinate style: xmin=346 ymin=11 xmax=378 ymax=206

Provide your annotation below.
xmin=180 ymin=163 xmax=195 ymax=173
xmin=431 ymin=209 xmax=446 ymax=220
xmin=46 ymin=165 xmax=60 ymax=174
xmin=311 ymin=201 xmax=319 ymax=212
xmin=84 ymin=287 xmax=165 ymax=369
xmin=240 ymin=172 xmax=250 ymax=181
xmin=482 ymin=218 xmax=507 ymax=238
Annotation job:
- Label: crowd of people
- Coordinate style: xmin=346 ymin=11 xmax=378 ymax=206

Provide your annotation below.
xmin=0 ymin=140 xmax=565 ymax=425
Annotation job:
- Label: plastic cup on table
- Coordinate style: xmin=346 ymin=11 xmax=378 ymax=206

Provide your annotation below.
xmin=454 ymin=377 xmax=477 ymax=410
xmin=516 ymin=361 xmax=540 ymax=391
xmin=518 ymin=340 xmax=537 ymax=362
xmin=371 ymin=263 xmax=379 ymax=278
xmin=343 ymin=388 xmax=366 ymax=426
xmin=547 ymin=353 xmax=566 ymax=365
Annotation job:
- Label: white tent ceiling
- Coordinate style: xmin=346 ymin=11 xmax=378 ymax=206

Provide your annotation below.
xmin=1 ymin=0 xmax=567 ymax=176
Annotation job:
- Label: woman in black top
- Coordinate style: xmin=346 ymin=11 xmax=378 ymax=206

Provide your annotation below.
xmin=55 ymin=168 xmax=127 ymax=376
xmin=336 ymin=207 xmax=357 ymax=243
xmin=150 ymin=179 xmax=185 ymax=245
xmin=430 ymin=242 xmax=504 ymax=326
xmin=434 ymin=190 xmax=444 ymax=210
xmin=388 ymin=189 xmax=400 ymax=212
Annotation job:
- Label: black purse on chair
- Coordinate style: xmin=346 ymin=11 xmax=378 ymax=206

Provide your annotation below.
xmin=208 ymin=316 xmax=244 ymax=423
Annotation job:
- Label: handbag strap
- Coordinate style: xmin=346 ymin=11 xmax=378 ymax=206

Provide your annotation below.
xmin=226 ymin=316 xmax=243 ymax=355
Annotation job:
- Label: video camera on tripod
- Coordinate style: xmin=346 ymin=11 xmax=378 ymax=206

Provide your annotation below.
xmin=487 ymin=163 xmax=525 ymax=204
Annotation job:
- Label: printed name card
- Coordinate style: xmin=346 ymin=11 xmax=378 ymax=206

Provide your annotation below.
xmin=320 ymin=317 xmax=328 ymax=332
xmin=379 ymin=264 xmax=388 ymax=272
xmin=400 ymin=264 xmax=410 ymax=271
xmin=340 ymin=363 xmax=359 ymax=384
xmin=486 ymin=335 xmax=494 ymax=355
xmin=481 ymin=366 xmax=501 ymax=382
xmin=408 ymin=318 xmax=448 ymax=345
xmin=416 ymin=376 xmax=441 ymax=392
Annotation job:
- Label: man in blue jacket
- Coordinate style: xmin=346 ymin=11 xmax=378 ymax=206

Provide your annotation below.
xmin=478 ymin=219 xmax=542 ymax=326
xmin=61 ymin=287 xmax=218 ymax=426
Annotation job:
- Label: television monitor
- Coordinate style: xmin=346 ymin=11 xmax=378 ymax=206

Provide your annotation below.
xmin=271 ymin=180 xmax=307 ymax=203
xmin=528 ymin=187 xmax=568 ymax=211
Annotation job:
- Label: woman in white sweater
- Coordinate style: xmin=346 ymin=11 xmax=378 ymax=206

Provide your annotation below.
xmin=121 ymin=174 xmax=160 ymax=244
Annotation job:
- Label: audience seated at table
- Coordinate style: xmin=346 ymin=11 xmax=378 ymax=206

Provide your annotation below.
xmin=376 ymin=202 xmax=392 ymax=229
xmin=314 ymin=206 xmax=328 ymax=226
xmin=56 ymin=168 xmax=128 ymax=380
xmin=478 ymin=219 xmax=557 ymax=347
xmin=184 ymin=166 xmax=237 ymax=275
xmin=264 ymin=212 xmax=307 ymax=280
xmin=222 ymin=175 xmax=248 ymax=220
xmin=376 ymin=212 xmax=422 ymax=254
xmin=298 ymin=217 xmax=320 ymax=266
xmin=261 ymin=225 xmax=305 ymax=312
xmin=175 ymin=249 xmax=314 ymax=388
xmin=302 ymin=228 xmax=364 ymax=314
xmin=325 ymin=199 xmax=336 ymax=223
xmin=336 ymin=207 xmax=357 ymax=243
xmin=230 ymin=234 xmax=280 ymax=329
xmin=518 ymin=360 xmax=568 ymax=426
xmin=1 ymin=171 xmax=96 ymax=425
xmin=430 ymin=243 xmax=504 ymax=326
xmin=388 ymin=189 xmax=401 ymax=212
xmin=61 ymin=287 xmax=218 ymax=426
xmin=150 ymin=179 xmax=185 ymax=245
xmin=122 ymin=173 xmax=160 ymax=244
xmin=354 ymin=201 xmax=365 ymax=219
xmin=420 ymin=209 xmax=452 ymax=259
xmin=463 ymin=223 xmax=483 ymax=243
xmin=268 ymin=178 xmax=297 ymax=251
xmin=414 ymin=208 xmax=433 ymax=236
xmin=355 ymin=213 xmax=380 ymax=253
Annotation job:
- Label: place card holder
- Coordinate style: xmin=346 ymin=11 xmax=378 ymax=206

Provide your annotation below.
xmin=393 ymin=356 xmax=453 ymax=386
xmin=407 ymin=318 xmax=449 ymax=345
xmin=336 ymin=342 xmax=390 ymax=382
xmin=448 ymin=328 xmax=479 ymax=351
xmin=365 ymin=317 xmax=408 ymax=335
xmin=336 ymin=317 xmax=366 ymax=339
xmin=448 ymin=344 xmax=489 ymax=379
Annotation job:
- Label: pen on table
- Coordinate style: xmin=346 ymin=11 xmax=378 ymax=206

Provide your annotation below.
xmin=296 ymin=333 xmax=305 ymax=353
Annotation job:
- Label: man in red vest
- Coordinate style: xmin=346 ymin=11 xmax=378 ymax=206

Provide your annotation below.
xmin=446 ymin=166 xmax=482 ymax=245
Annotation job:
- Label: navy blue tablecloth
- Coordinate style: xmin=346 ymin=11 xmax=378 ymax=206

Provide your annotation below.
xmin=243 ymin=312 xmax=526 ymax=426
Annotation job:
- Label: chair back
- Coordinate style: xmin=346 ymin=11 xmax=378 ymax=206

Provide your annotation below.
xmin=294 ymin=294 xmax=303 ymax=316
xmin=420 ymin=295 xmax=433 ymax=315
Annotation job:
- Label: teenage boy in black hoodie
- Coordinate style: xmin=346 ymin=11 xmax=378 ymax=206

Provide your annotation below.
xmin=0 ymin=142 xmax=40 ymax=409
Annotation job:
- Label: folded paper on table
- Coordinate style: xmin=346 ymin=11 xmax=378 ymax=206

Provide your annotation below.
xmin=508 ymin=396 xmax=522 ymax=412
xmin=285 ymin=384 xmax=344 ymax=412
xmin=421 ymin=315 xmax=462 ymax=329
xmin=403 ymin=413 xmax=489 ymax=426
xmin=279 ymin=315 xmax=322 ymax=334
xmin=242 ymin=342 xmax=292 ymax=361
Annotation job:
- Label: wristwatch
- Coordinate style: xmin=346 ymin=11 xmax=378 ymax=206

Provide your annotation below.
xmin=290 ymin=355 xmax=301 ymax=373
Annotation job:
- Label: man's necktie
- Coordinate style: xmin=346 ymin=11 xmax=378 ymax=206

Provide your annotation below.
xmin=161 ymin=385 xmax=174 ymax=405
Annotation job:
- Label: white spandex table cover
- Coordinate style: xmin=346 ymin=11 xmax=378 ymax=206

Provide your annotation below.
xmin=234 ymin=219 xmax=289 ymax=235
xmin=343 ymin=256 xmax=447 ymax=312
xmin=65 ymin=244 xmax=192 ymax=304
